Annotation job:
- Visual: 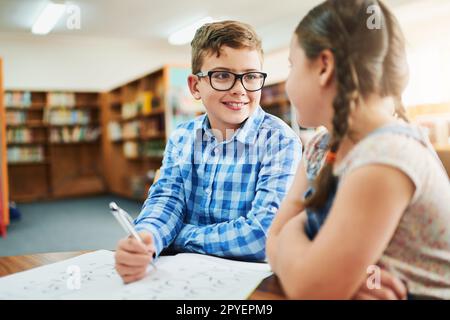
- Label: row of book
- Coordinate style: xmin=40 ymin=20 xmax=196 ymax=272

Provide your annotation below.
xmin=6 ymin=128 xmax=43 ymax=144
xmin=107 ymin=122 xmax=122 ymax=142
xmin=47 ymin=92 xmax=76 ymax=107
xmin=45 ymin=109 xmax=91 ymax=125
xmin=5 ymin=111 xmax=27 ymax=124
xmin=5 ymin=110 xmax=97 ymax=126
xmin=142 ymin=119 xmax=162 ymax=137
xmin=7 ymin=146 xmax=44 ymax=163
xmin=107 ymin=120 xmax=164 ymax=142
xmin=123 ymin=140 xmax=165 ymax=159
xmin=122 ymin=121 xmax=140 ymax=139
xmin=142 ymin=140 xmax=166 ymax=158
xmin=121 ymin=91 xmax=162 ymax=119
xmin=5 ymin=127 xmax=101 ymax=144
xmin=4 ymin=92 xmax=86 ymax=108
xmin=49 ymin=127 xmax=101 ymax=143
xmin=123 ymin=141 xmax=139 ymax=158
xmin=4 ymin=92 xmax=32 ymax=107
xmin=121 ymin=102 xmax=140 ymax=119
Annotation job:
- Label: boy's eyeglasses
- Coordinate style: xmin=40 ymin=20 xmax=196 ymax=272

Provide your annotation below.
xmin=196 ymin=70 xmax=267 ymax=92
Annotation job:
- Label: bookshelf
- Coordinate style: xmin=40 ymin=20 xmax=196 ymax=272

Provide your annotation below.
xmin=4 ymin=91 xmax=104 ymax=202
xmin=261 ymin=82 xmax=293 ymax=127
xmin=0 ymin=58 xmax=10 ymax=236
xmin=102 ymin=65 xmax=204 ymax=201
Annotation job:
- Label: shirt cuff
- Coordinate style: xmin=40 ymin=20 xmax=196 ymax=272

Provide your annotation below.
xmin=134 ymin=223 xmax=164 ymax=258
xmin=172 ymin=224 xmax=196 ymax=251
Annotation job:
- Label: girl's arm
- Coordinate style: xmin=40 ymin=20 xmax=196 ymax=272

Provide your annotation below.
xmin=275 ymin=164 xmax=415 ymax=299
xmin=266 ymin=162 xmax=309 ymax=269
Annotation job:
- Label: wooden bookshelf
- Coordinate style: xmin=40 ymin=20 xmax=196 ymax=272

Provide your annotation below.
xmin=102 ymin=65 xmax=204 ymax=201
xmin=5 ymin=91 xmax=105 ymax=202
xmin=261 ymin=82 xmax=293 ymax=127
xmin=0 ymin=58 xmax=10 ymax=236
xmin=4 ymin=66 xmax=204 ymax=204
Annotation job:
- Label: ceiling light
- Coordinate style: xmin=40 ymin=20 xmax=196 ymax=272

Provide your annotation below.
xmin=32 ymin=2 xmax=66 ymax=35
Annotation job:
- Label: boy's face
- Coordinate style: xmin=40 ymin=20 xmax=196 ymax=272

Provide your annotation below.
xmin=188 ymin=46 xmax=263 ymax=134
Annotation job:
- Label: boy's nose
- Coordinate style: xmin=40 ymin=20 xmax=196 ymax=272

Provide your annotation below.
xmin=229 ymin=78 xmax=246 ymax=95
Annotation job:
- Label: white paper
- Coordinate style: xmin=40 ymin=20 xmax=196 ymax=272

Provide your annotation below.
xmin=0 ymin=250 xmax=272 ymax=300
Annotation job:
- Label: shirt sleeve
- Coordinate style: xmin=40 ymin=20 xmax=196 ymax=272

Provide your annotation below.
xmin=133 ymin=135 xmax=186 ymax=257
xmin=171 ymin=135 xmax=302 ymax=262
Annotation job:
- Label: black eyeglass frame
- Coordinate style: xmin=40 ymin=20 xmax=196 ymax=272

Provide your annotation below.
xmin=195 ymin=70 xmax=268 ymax=92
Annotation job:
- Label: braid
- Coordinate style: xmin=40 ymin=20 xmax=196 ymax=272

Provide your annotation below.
xmin=304 ymin=2 xmax=359 ymax=210
xmin=297 ymin=0 xmax=408 ymax=210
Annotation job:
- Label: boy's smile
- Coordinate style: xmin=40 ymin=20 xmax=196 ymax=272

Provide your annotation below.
xmin=222 ymin=100 xmax=249 ymax=111
xmin=188 ymin=46 xmax=263 ymax=140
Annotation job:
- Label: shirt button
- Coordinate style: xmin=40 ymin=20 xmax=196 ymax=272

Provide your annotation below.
xmin=205 ymin=188 xmax=211 ymax=194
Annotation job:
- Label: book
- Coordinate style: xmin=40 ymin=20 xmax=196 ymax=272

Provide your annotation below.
xmin=140 ymin=91 xmax=153 ymax=115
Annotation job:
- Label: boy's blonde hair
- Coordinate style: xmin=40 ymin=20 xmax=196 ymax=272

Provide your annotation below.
xmin=190 ymin=20 xmax=263 ymax=74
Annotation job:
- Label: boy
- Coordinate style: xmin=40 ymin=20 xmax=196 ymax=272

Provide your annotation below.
xmin=114 ymin=20 xmax=302 ymax=284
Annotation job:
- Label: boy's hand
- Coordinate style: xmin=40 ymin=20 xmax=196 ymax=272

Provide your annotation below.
xmin=115 ymin=231 xmax=156 ymax=284
xmin=353 ymin=268 xmax=407 ymax=300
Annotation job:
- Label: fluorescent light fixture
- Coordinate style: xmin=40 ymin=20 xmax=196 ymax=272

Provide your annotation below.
xmin=169 ymin=17 xmax=215 ymax=45
xmin=32 ymin=2 xmax=66 ymax=35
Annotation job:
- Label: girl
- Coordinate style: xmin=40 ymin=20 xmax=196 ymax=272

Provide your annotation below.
xmin=266 ymin=0 xmax=450 ymax=299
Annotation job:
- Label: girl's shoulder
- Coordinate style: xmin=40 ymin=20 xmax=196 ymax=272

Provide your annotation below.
xmin=339 ymin=122 xmax=433 ymax=168
xmin=335 ymin=122 xmax=447 ymax=204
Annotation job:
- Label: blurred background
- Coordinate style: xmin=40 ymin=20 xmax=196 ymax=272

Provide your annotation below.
xmin=0 ymin=0 xmax=449 ymax=256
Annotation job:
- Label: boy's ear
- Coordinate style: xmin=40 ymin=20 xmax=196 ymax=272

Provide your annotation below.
xmin=187 ymin=74 xmax=202 ymax=100
xmin=317 ymin=49 xmax=335 ymax=87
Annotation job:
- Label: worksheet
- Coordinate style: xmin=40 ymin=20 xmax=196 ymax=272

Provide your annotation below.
xmin=0 ymin=250 xmax=272 ymax=300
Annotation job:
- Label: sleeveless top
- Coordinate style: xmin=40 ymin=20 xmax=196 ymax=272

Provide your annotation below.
xmin=303 ymin=123 xmax=450 ymax=299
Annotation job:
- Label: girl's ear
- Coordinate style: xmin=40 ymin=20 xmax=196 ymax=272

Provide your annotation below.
xmin=317 ymin=49 xmax=335 ymax=87
xmin=187 ymin=74 xmax=202 ymax=100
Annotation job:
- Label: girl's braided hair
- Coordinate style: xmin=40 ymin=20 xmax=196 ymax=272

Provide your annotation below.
xmin=296 ymin=0 xmax=409 ymax=210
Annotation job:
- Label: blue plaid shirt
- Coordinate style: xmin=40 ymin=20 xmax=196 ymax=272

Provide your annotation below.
xmin=134 ymin=106 xmax=302 ymax=261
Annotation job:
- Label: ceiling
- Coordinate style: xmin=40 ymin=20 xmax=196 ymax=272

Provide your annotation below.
xmin=0 ymin=0 xmax=419 ymax=52
xmin=0 ymin=0 xmax=322 ymax=53
xmin=0 ymin=0 xmax=448 ymax=92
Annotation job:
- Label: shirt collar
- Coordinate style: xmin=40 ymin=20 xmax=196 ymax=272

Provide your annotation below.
xmin=234 ymin=106 xmax=265 ymax=144
xmin=199 ymin=106 xmax=265 ymax=145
